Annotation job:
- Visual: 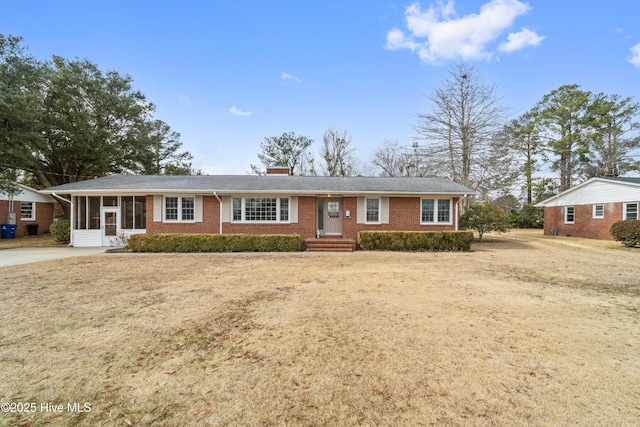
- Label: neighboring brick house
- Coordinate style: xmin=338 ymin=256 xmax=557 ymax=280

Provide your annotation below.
xmin=0 ymin=183 xmax=55 ymax=237
xmin=535 ymin=177 xmax=640 ymax=240
xmin=40 ymin=170 xmax=475 ymax=248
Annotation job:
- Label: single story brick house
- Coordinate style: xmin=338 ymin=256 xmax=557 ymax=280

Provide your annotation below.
xmin=1 ymin=183 xmax=56 ymax=237
xmin=535 ymin=177 xmax=640 ymax=240
xmin=41 ymin=169 xmax=474 ymax=248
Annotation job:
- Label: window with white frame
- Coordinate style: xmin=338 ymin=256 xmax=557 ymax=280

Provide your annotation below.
xmin=182 ymin=197 xmax=195 ymax=221
xmin=164 ymin=196 xmax=195 ymax=221
xmin=366 ymin=198 xmax=380 ymax=223
xmin=280 ymin=198 xmax=289 ymax=221
xmin=592 ymin=204 xmax=604 ymax=219
xmin=421 ymin=198 xmax=451 ymax=224
xmin=232 ymin=198 xmax=242 ymax=221
xmin=624 ymin=202 xmax=638 ymax=220
xmin=20 ymin=202 xmax=35 ymax=220
xmin=565 ymin=206 xmax=575 ymax=224
xmin=231 ymin=197 xmax=290 ymax=222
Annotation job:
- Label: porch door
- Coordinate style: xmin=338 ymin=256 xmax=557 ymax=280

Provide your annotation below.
xmin=101 ymin=208 xmax=120 ymax=246
xmin=323 ymin=199 xmax=342 ymax=236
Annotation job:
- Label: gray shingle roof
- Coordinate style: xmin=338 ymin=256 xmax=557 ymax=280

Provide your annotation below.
xmin=598 ymin=176 xmax=640 ymax=185
xmin=41 ymin=175 xmax=475 ymax=195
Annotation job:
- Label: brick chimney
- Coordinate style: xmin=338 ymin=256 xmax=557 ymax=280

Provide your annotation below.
xmin=266 ymin=167 xmax=290 ymax=175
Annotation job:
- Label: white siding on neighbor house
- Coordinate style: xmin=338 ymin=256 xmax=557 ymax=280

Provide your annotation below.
xmin=0 ymin=184 xmax=54 ymax=203
xmin=539 ymin=180 xmax=640 ymax=207
xmin=72 ymin=230 xmax=101 ymax=247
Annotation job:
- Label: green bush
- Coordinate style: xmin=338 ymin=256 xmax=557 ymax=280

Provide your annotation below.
xmin=358 ymin=231 xmax=473 ymax=251
xmin=460 ymin=202 xmax=510 ymax=242
xmin=128 ymin=233 xmax=302 ymax=252
xmin=517 ymin=205 xmax=544 ymax=228
xmin=610 ymin=220 xmax=640 ymax=247
xmin=49 ymin=219 xmax=70 ymax=243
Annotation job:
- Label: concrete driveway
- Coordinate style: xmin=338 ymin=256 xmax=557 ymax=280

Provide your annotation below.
xmin=0 ymin=247 xmax=107 ymax=268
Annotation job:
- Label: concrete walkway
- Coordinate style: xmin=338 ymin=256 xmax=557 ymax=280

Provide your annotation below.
xmin=0 ymin=247 xmax=107 ymax=268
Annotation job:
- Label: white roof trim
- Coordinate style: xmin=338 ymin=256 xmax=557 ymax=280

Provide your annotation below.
xmin=0 ymin=182 xmax=55 ymax=203
xmin=535 ymin=177 xmax=640 ymax=207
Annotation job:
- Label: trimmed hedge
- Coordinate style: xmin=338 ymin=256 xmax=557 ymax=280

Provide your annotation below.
xmin=128 ymin=233 xmax=302 ymax=252
xmin=358 ymin=231 xmax=473 ymax=251
xmin=610 ymin=219 xmax=640 ymax=247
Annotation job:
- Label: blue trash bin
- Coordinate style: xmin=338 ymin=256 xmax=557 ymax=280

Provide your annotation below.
xmin=1 ymin=224 xmax=17 ymax=239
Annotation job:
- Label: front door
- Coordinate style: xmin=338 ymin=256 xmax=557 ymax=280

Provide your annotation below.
xmin=101 ymin=208 xmax=120 ymax=246
xmin=323 ymin=199 xmax=342 ymax=236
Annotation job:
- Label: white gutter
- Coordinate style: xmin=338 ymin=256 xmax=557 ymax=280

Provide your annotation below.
xmin=51 ymin=192 xmax=72 ymax=204
xmin=213 ymin=191 xmax=222 ymax=234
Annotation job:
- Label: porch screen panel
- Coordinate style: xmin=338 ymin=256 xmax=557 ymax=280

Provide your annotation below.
xmin=121 ymin=196 xmax=134 ymax=229
xmin=88 ymin=196 xmax=100 ymax=229
xmin=135 ymin=196 xmax=146 ymax=229
xmin=75 ymin=196 xmax=87 ymax=229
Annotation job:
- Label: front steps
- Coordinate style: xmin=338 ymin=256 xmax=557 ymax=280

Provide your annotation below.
xmin=305 ymin=237 xmax=356 ymax=252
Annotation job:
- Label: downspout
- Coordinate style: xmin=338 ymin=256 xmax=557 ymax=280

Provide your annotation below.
xmin=213 ymin=192 xmax=222 ymax=235
xmin=52 ymin=192 xmax=74 ymax=246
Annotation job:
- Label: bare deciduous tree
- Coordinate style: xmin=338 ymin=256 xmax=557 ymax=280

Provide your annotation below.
xmin=415 ymin=63 xmax=505 ymax=189
xmin=371 ymin=139 xmax=432 ymax=177
xmin=319 ymin=128 xmax=357 ymax=176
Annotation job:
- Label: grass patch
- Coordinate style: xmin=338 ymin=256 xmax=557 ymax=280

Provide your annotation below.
xmin=1 ymin=231 xmax=639 ymax=425
xmin=0 ymin=233 xmax=65 ymax=250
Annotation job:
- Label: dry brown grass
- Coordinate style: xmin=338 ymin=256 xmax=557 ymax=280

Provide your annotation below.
xmin=0 ymin=234 xmax=64 ymax=250
xmin=1 ymin=230 xmax=639 ymax=426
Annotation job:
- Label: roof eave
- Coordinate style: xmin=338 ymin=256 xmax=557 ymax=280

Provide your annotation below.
xmin=40 ymin=188 xmax=475 ymax=196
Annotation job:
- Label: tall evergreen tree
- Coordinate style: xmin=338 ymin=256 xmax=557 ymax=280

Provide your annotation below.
xmin=1 ymin=34 xmax=195 ymax=193
xmin=533 ymin=84 xmax=592 ymax=191
xmin=253 ymin=132 xmax=314 ymax=175
xmin=584 ymin=93 xmax=640 ymax=177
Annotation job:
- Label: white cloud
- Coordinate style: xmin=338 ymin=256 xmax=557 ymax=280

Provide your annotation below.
xmin=281 ymin=72 xmax=301 ymax=83
xmin=178 ymin=94 xmax=194 ymax=107
xmin=499 ymin=27 xmax=545 ymax=53
xmin=386 ymin=0 xmax=541 ymax=64
xmin=229 ymin=106 xmax=252 ymax=117
xmin=628 ymin=43 xmax=640 ymax=67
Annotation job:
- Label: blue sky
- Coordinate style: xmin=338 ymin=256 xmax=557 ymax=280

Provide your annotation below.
xmin=3 ymin=1 xmax=640 ymax=174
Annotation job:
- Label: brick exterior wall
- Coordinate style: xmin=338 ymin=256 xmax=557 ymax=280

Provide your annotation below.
xmin=223 ymin=196 xmax=317 ymax=238
xmin=144 ymin=195 xmax=459 ymax=241
xmin=145 ymin=195 xmax=220 ymax=234
xmin=0 ymin=200 xmax=54 ymax=237
xmin=344 ymin=197 xmax=457 ymax=240
xmin=543 ymin=203 xmax=623 ymax=240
